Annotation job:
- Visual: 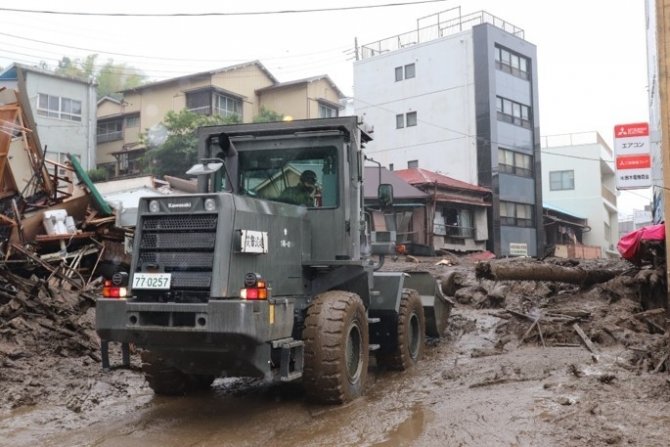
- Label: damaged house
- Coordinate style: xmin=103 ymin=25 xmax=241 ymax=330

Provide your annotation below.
xmin=364 ymin=166 xmax=492 ymax=254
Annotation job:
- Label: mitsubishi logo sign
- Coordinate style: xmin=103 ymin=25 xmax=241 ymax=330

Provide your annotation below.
xmin=614 ymin=122 xmax=651 ymax=190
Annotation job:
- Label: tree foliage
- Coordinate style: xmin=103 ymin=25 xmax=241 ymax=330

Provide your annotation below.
xmin=142 ymin=110 xmax=241 ymax=179
xmin=87 ymin=167 xmax=109 ymax=183
xmin=54 ymin=54 xmax=145 ymax=99
xmin=253 ymin=106 xmax=284 ymax=123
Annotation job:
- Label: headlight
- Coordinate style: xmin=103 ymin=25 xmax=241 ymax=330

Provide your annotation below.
xmin=149 ymin=200 xmax=160 ymax=213
xmin=204 ymin=198 xmax=216 ymax=212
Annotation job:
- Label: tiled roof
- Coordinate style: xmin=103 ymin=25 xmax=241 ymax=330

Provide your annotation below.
xmin=394 ymin=168 xmax=491 ymax=193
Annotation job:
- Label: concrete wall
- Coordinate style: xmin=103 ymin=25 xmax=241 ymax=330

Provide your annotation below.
xmin=259 ymin=84 xmax=309 ymax=119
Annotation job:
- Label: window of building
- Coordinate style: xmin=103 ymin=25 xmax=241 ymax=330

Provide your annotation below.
xmin=404 ymin=63 xmax=416 ymax=79
xmin=395 ymin=66 xmax=404 ymax=82
xmin=37 ymin=93 xmax=82 ymax=121
xmin=396 ymin=114 xmax=404 ymax=128
xmin=408 ymin=160 xmax=418 ymax=168
xmin=496 ymin=96 xmax=531 ymax=129
xmin=499 ymin=148 xmax=532 ymax=177
xmin=495 ymin=45 xmax=530 ymax=80
xmin=125 ymin=115 xmax=140 ymax=128
xmin=186 ymin=90 xmax=211 ymax=115
xmin=549 ymin=170 xmax=575 ymax=191
xmin=443 ymin=207 xmax=474 ymax=238
xmin=319 ymin=103 xmax=338 ymax=118
xmin=500 ymin=201 xmax=534 ymax=227
xmin=96 ymin=120 xmax=123 ymax=143
xmin=214 ymin=93 xmax=242 ymax=119
xmin=395 ymin=63 xmax=416 ymax=81
xmin=406 ymin=111 xmax=417 ymax=127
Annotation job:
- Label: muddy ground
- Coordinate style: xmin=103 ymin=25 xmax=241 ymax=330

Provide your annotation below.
xmin=1 ymin=255 xmax=669 ymax=446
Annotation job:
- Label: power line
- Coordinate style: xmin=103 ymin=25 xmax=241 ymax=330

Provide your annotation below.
xmin=0 ymin=30 xmax=351 ymax=64
xmin=0 ymin=1 xmax=449 ymax=17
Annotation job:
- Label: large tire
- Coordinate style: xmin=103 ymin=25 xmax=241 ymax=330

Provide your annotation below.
xmin=378 ymin=289 xmax=425 ymax=370
xmin=141 ymin=351 xmax=193 ymax=396
xmin=303 ymin=290 xmax=369 ymax=404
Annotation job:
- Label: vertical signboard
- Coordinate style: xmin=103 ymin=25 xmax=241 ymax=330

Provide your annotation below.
xmin=614 ymin=122 xmax=651 ymax=190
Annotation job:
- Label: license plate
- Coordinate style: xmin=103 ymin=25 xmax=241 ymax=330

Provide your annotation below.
xmin=132 ymin=273 xmax=171 ymax=290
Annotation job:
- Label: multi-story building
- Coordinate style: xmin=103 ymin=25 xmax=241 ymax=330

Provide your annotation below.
xmin=354 ymin=9 xmax=543 ymax=257
xmin=96 ymin=60 xmax=345 ymax=177
xmin=541 ymin=132 xmax=619 ymax=258
xmin=0 ymin=63 xmax=97 ymax=171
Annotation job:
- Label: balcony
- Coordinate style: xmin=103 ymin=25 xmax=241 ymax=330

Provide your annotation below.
xmin=97 ymin=130 xmax=123 ymax=144
xmin=434 ymin=223 xmax=474 ymax=239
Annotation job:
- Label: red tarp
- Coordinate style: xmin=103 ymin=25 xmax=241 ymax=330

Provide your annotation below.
xmin=617 ymin=223 xmax=665 ymax=264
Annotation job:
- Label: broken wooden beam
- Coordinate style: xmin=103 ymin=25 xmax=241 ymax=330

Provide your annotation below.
xmin=573 ymin=323 xmax=598 ymax=354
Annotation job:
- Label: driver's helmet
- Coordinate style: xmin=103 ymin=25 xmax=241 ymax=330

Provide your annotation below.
xmin=300 ymin=170 xmax=317 ymax=185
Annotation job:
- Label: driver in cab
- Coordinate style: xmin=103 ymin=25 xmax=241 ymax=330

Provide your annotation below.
xmin=279 ymin=170 xmax=321 ymax=207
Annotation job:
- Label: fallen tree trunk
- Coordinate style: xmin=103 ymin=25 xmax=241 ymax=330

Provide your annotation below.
xmin=475 ymin=261 xmax=624 ymax=287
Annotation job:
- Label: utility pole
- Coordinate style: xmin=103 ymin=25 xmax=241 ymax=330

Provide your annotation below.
xmin=656 ymin=0 xmax=670 ymax=308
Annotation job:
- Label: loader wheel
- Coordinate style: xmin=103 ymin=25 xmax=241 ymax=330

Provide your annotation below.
xmin=302 ymin=290 xmax=369 ymax=404
xmin=141 ymin=351 xmax=193 ymax=396
xmin=378 ymin=289 xmax=425 ymax=370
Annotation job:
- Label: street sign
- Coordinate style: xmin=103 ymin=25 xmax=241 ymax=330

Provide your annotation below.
xmin=614 ymin=122 xmax=651 ymax=190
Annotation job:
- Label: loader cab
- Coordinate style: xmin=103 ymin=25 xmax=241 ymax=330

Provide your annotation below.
xmin=195 ymin=117 xmax=370 ymax=264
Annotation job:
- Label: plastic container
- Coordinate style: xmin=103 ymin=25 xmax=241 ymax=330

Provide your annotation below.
xmin=42 ymin=209 xmax=70 ymax=235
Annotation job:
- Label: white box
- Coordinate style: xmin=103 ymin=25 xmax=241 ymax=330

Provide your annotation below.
xmin=43 ymin=209 xmax=70 ymax=235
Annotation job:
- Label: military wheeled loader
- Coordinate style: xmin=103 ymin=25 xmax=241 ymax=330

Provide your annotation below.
xmin=96 ymin=116 xmax=452 ymax=403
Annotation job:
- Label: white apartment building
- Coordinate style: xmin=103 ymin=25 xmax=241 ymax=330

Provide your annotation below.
xmin=541 ymin=132 xmax=619 ymax=258
xmin=354 ymin=9 xmax=543 ymax=257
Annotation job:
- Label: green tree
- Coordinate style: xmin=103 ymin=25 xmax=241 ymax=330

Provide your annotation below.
xmin=142 ymin=110 xmax=241 ymax=179
xmin=253 ymin=106 xmax=284 ymax=123
xmin=87 ymin=167 xmax=109 ymax=182
xmin=54 ymin=54 xmax=145 ymax=99
xmin=96 ymin=60 xmax=144 ymax=99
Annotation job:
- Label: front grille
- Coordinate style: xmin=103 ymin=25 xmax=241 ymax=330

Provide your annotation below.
xmin=135 ymin=212 xmax=218 ymax=302
xmin=141 ymin=232 xmax=216 ymax=249
xmin=139 ymin=252 xmax=214 ymax=269
xmin=142 ymin=215 xmax=218 ymax=231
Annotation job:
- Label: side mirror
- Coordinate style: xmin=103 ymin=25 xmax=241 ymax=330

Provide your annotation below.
xmin=378 ymin=183 xmax=394 ymax=209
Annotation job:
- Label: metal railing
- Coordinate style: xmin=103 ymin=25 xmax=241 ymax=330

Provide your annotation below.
xmin=96 ymin=130 xmax=123 ymax=144
xmin=541 ymin=131 xmax=612 ymax=154
xmin=361 ymin=10 xmax=524 ymax=60
xmin=433 ymin=223 xmax=474 ymax=239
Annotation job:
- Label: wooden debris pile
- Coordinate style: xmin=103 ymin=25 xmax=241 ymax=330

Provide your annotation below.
xmin=0 ymin=269 xmax=100 ymax=362
xmin=0 ymin=86 xmax=128 ymax=294
xmin=470 ymin=256 xmax=670 ymax=373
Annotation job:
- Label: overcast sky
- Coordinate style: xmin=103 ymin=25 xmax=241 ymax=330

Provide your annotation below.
xmin=0 ymin=0 xmax=651 ymax=214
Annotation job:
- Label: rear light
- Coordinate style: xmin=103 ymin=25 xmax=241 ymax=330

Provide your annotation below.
xmin=102 ymin=279 xmax=128 ymax=299
xmin=240 ymin=273 xmax=269 ymax=300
